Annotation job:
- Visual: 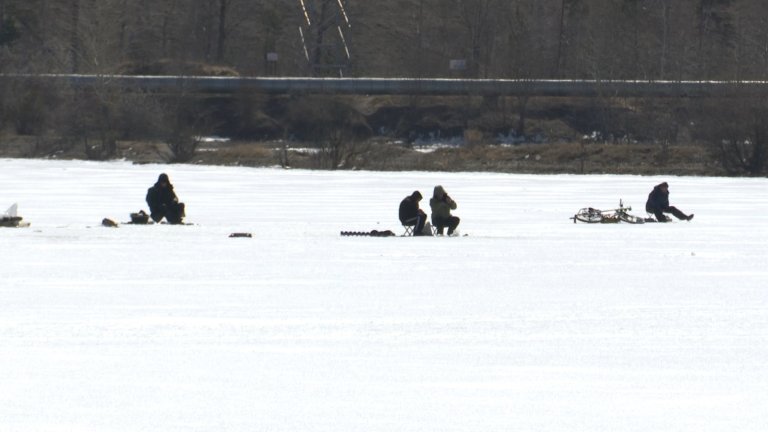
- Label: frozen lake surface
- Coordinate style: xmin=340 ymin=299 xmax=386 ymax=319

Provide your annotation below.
xmin=2 ymin=159 xmax=767 ymax=431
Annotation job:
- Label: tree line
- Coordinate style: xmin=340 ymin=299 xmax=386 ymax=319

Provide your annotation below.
xmin=1 ymin=0 xmax=767 ymax=175
xmin=1 ymin=0 xmax=768 ymax=80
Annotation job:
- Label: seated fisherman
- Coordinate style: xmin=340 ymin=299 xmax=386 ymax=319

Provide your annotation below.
xmin=399 ymin=190 xmax=427 ymax=235
xmin=645 ymin=181 xmax=693 ymax=222
xmin=429 ymin=185 xmax=460 ymax=235
xmin=146 ymin=173 xmax=186 ymax=224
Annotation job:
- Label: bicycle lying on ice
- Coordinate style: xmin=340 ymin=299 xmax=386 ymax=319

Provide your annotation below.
xmin=571 ymin=200 xmax=651 ymax=224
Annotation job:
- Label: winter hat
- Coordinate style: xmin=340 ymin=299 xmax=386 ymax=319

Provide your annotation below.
xmin=158 ymin=173 xmax=170 ymax=183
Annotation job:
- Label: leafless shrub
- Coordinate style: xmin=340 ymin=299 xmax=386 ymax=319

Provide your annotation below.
xmin=56 ymin=88 xmax=116 ymax=160
xmin=286 ymin=97 xmax=372 ymax=169
xmin=6 ymin=79 xmax=62 ymax=136
xmin=463 ymin=128 xmax=484 ymax=146
xmin=717 ymin=131 xmax=767 ymax=176
xmin=161 ymin=85 xmax=223 ymax=163
xmin=57 ymin=81 xmax=169 ymax=160
xmin=699 ymin=99 xmax=768 ymax=176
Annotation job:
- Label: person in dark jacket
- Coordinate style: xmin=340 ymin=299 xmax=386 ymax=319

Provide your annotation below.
xmin=645 ymin=182 xmax=693 ymax=222
xmin=429 ymin=185 xmax=460 ymax=235
xmin=399 ymin=190 xmax=427 ymax=235
xmin=146 ymin=173 xmax=185 ymax=224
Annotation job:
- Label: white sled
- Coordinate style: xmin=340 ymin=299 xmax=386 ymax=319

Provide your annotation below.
xmin=1 ymin=203 xmax=30 ymax=227
xmin=4 ymin=203 xmax=18 ymax=218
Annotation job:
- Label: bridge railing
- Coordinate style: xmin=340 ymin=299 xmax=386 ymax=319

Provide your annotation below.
xmin=2 ymin=74 xmax=767 ymax=98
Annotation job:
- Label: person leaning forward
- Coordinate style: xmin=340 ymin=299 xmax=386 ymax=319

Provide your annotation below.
xmin=429 ymin=185 xmax=460 ymax=235
xmin=645 ymin=181 xmax=693 ymax=222
xmin=399 ymin=190 xmax=427 ymax=235
xmin=146 ymin=173 xmax=186 ymax=224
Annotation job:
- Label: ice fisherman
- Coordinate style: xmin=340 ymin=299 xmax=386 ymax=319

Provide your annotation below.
xmin=399 ymin=190 xmax=427 ymax=235
xmin=146 ymin=173 xmax=186 ymax=224
xmin=429 ymin=185 xmax=460 ymax=235
xmin=645 ymin=181 xmax=693 ymax=222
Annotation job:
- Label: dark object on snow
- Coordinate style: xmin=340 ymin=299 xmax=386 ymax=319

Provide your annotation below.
xmin=129 ymin=210 xmax=151 ymax=224
xmin=645 ymin=182 xmax=694 ymax=222
xmin=340 ymin=229 xmax=396 ymax=237
xmin=102 ymin=218 xmax=119 ymax=228
xmin=146 ymin=173 xmax=186 ymax=224
xmin=229 ymin=232 xmax=253 ymax=238
xmin=0 ymin=216 xmax=24 ymax=227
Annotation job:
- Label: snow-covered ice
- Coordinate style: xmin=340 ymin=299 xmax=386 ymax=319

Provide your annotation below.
xmin=1 ymin=158 xmax=767 ymax=432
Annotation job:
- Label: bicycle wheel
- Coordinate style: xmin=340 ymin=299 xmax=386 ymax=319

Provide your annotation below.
xmin=600 ymin=213 xmax=620 ymax=223
xmin=573 ymin=208 xmax=603 ymax=223
xmin=618 ymin=212 xmax=645 ymax=224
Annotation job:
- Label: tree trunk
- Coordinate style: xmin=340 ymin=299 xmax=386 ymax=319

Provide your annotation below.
xmin=555 ymin=0 xmax=567 ymax=78
xmin=69 ymin=0 xmax=80 ymax=73
xmin=660 ymin=1 xmax=669 ymax=79
xmin=216 ymin=0 xmax=228 ymax=62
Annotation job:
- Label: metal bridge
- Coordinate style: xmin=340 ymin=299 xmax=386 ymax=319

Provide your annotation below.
xmin=4 ymin=2 xmax=767 ymax=98
xmin=3 ymin=2 xmax=766 ymax=98
xmin=4 ymin=74 xmax=768 ymax=98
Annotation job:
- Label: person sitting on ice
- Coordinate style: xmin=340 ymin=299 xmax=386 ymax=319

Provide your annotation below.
xmin=429 ymin=185 xmax=460 ymax=235
xmin=399 ymin=190 xmax=427 ymax=235
xmin=645 ymin=181 xmax=693 ymax=222
xmin=146 ymin=173 xmax=185 ymax=224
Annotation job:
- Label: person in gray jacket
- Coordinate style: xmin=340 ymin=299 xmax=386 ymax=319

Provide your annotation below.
xmin=429 ymin=185 xmax=460 ymax=235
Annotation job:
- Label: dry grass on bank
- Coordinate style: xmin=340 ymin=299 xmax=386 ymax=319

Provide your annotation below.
xmin=0 ymin=134 xmax=723 ymax=176
xmin=352 ymin=141 xmax=719 ymax=176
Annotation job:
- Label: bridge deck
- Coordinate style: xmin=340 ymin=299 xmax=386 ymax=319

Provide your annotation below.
xmin=3 ymin=74 xmax=767 ymax=98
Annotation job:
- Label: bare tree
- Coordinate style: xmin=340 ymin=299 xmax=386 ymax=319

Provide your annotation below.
xmin=657 ymin=0 xmax=672 ymax=79
xmin=0 ymin=0 xmax=21 ymax=48
xmin=554 ymin=0 xmax=588 ymax=77
xmin=706 ymin=99 xmax=768 ymax=176
xmin=286 ymin=97 xmax=371 ymax=169
xmin=696 ymin=0 xmax=735 ymax=77
xmin=457 ymin=0 xmax=500 ymax=78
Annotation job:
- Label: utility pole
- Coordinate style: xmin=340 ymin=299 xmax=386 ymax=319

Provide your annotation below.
xmin=297 ymin=0 xmax=352 ymax=77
